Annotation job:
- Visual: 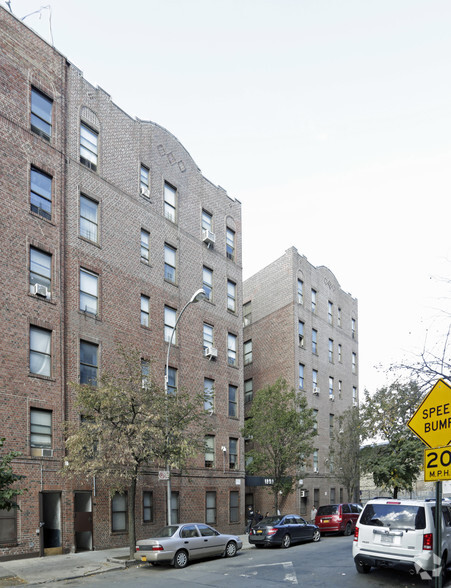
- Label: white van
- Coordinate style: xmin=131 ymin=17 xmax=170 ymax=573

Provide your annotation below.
xmin=352 ymin=498 xmax=451 ymax=585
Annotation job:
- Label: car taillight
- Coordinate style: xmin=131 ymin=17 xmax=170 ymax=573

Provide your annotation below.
xmin=267 ymin=527 xmax=277 ymax=536
xmin=423 ymin=533 xmax=433 ymax=551
xmin=136 ymin=546 xmax=140 ymax=551
xmin=152 ymin=545 xmax=164 ymax=551
xmin=353 ymin=526 xmax=359 ymax=541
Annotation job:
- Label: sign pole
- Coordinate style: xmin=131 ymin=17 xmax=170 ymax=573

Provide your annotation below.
xmin=435 ymin=480 xmax=442 ymax=588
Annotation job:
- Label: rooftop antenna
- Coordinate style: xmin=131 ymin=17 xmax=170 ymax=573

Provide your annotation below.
xmin=21 ymin=4 xmax=54 ymax=46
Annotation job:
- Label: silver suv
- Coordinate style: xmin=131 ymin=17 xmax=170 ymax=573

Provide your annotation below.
xmin=352 ymin=498 xmax=451 ymax=584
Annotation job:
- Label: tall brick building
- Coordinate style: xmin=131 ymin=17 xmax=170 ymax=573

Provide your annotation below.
xmin=243 ymin=247 xmax=359 ymax=516
xmin=0 ymin=6 xmax=243 ymax=559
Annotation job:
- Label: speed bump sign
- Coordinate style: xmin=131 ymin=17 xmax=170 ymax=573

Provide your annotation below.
xmin=407 ymin=379 xmax=451 ymax=448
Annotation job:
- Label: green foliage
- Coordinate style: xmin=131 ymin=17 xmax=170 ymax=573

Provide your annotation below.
xmin=0 ymin=438 xmax=26 ymax=511
xmin=242 ymin=378 xmax=316 ymax=511
xmin=360 ymin=380 xmax=424 ymax=498
xmin=330 ymin=407 xmax=361 ymax=502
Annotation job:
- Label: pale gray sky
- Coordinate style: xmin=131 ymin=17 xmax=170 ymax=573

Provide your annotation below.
xmin=6 ymin=0 xmax=451 ymax=393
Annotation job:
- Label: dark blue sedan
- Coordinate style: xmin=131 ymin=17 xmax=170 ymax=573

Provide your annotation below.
xmin=249 ymin=514 xmax=320 ymax=548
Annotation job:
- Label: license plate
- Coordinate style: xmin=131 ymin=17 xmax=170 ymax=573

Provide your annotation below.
xmin=257 ymin=530 xmax=263 ymax=534
xmin=141 ymin=555 xmax=147 ymax=561
xmin=322 ymin=518 xmax=330 ymax=523
xmin=381 ymin=535 xmax=393 ymax=544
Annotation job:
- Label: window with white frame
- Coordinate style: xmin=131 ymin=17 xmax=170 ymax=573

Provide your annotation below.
xmin=243 ymin=301 xmax=252 ymax=326
xmin=203 ymin=266 xmax=213 ymax=300
xmin=206 ymin=491 xmax=216 ymax=524
xmin=30 ymin=247 xmax=51 ymax=295
xmin=80 ymin=268 xmax=98 ymax=315
xmin=328 ymin=301 xmax=333 ymax=324
xmin=202 ymin=209 xmax=212 ymax=232
xmin=30 ymin=167 xmax=52 ymax=220
xmin=140 ymin=229 xmax=150 ymax=262
xmin=31 ymin=87 xmax=52 ymax=140
xmin=312 ymin=369 xmax=318 ymax=389
xmin=329 ymin=377 xmax=334 ymax=397
xmin=204 ymin=378 xmax=214 ymax=412
xmin=229 ymin=438 xmax=238 ymax=469
xmin=228 ymin=384 xmax=238 ymax=418
xmin=352 ymin=352 xmax=357 ymax=373
xmin=205 ymin=435 xmax=215 ymax=468
xmin=140 ymin=165 xmax=150 ymax=196
xmin=80 ymin=340 xmax=98 ymax=386
xmin=311 ymin=289 xmax=317 ymax=313
xmin=328 ymin=339 xmax=334 ymax=363
xmin=243 ymin=340 xmax=252 ymax=365
xmin=80 ymin=122 xmax=98 ymax=171
xmin=299 ymin=364 xmax=305 ymax=389
xmin=312 ymin=329 xmax=318 ymax=354
xmin=352 ymin=318 xmax=356 ymax=339
xmin=226 ymin=227 xmax=235 ymax=261
xmin=164 ymin=182 xmax=177 ymax=222
xmin=164 ymin=306 xmax=176 ymax=343
xmin=227 ymin=333 xmax=237 ymax=366
xmin=244 ymin=379 xmax=253 ymax=403
xmin=111 ymin=493 xmax=127 ymax=532
xmin=141 ymin=295 xmax=150 ymax=327
xmin=79 ymin=195 xmax=98 ymax=242
xmin=298 ymin=321 xmax=304 ymax=347
xmin=164 ymin=244 xmax=176 ymax=283
xmin=203 ymin=323 xmax=213 ymax=351
xmin=166 ymin=366 xmax=177 ymax=395
xmin=298 ymin=279 xmax=304 ymax=304
xmin=30 ymin=408 xmax=52 ymax=449
xmin=227 ymin=280 xmax=236 ymax=312
xmin=29 ymin=326 xmax=51 ymax=377
xmin=313 ymin=450 xmax=318 ymax=472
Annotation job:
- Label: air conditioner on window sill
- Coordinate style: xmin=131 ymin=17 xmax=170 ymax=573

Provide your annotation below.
xmin=204 ymin=347 xmax=218 ymax=360
xmin=31 ymin=447 xmax=53 ymax=457
xmin=33 ymin=283 xmax=49 ymax=298
xmin=140 ymin=186 xmax=150 ymax=198
xmin=313 ymin=468 xmax=319 ymax=474
xmin=329 ymin=394 xmax=335 ymax=402
xmin=202 ymin=229 xmax=216 ymax=246
xmin=313 ymin=387 xmax=320 ymax=396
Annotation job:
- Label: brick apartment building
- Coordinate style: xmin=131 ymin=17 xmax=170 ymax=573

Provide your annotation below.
xmin=0 ymin=6 xmax=244 ymax=559
xmin=243 ymin=247 xmax=359 ymax=517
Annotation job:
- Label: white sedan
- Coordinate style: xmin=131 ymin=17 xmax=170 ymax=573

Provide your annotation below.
xmin=135 ymin=523 xmax=243 ymax=568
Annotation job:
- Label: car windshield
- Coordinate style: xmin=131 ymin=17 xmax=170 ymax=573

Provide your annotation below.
xmin=152 ymin=525 xmax=179 ymax=537
xmin=360 ymin=504 xmax=426 ymax=530
xmin=317 ymin=505 xmax=339 ymax=516
xmin=260 ymin=516 xmax=282 ymax=525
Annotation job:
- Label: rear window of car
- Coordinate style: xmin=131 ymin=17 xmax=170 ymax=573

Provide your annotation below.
xmin=260 ymin=516 xmax=282 ymax=525
xmin=360 ymin=503 xmax=426 ymax=530
xmin=317 ymin=505 xmax=339 ymax=516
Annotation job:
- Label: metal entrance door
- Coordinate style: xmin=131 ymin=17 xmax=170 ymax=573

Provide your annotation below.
xmin=74 ymin=491 xmax=93 ymax=551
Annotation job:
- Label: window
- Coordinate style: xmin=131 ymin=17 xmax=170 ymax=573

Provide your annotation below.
xmin=328 ymin=339 xmax=334 ymax=363
xmin=140 ymin=165 xmax=150 ymax=196
xmin=230 ymin=491 xmax=239 ymax=523
xmin=30 ymin=408 xmax=52 ymax=448
xmin=329 ymin=377 xmax=334 ymax=397
xmin=164 ymin=306 xmax=176 ymax=343
xmin=80 ymin=340 xmax=98 ymax=386
xmin=30 ymin=247 xmax=51 ymax=295
xmin=353 ymin=386 xmax=357 ymax=404
xmin=299 ymin=364 xmax=305 ymax=389
xmin=313 ymin=450 xmax=318 ymax=472
xmin=141 ymin=295 xmax=149 ymax=327
xmin=203 ymin=266 xmax=213 ymax=300
xmin=164 ymin=244 xmax=176 ymax=283
xmin=203 ymin=323 xmax=213 ymax=350
xmin=31 ymin=87 xmax=52 ymax=140
xmin=205 ymin=435 xmax=215 ymax=468
xmin=352 ymin=318 xmax=356 ymax=339
xmin=328 ymin=301 xmax=333 ymax=324
xmin=352 ymin=352 xmax=357 ymax=374
xmin=298 ymin=321 xmax=304 ymax=347
xmin=313 ymin=409 xmax=318 ymax=432
xmin=80 ymin=269 xmax=98 ymax=315
xmin=226 ymin=227 xmax=235 ymax=261
xmin=330 ymin=487 xmax=336 ymax=502
xmin=204 ymin=378 xmax=214 ymax=412
xmin=164 ymin=182 xmax=177 ymax=222
xmin=227 ymin=280 xmax=236 ymax=312
xmin=312 ymin=329 xmax=317 ymax=354
xmin=30 ymin=326 xmax=51 ymax=377
xmin=229 ymin=438 xmax=238 ymax=469
xmin=80 ymin=123 xmax=98 ymax=171
xmin=206 ymin=491 xmax=216 ymax=524
xmin=0 ymin=508 xmax=17 ymax=545
xmin=166 ymin=366 xmax=177 ymax=395
xmin=312 ymin=369 xmax=318 ymax=389
xmin=143 ymin=491 xmax=153 ymax=523
xmin=244 ymin=340 xmax=252 ymax=365
xmin=311 ymin=289 xmax=317 ymax=313
xmin=30 ymin=167 xmax=52 ymax=220
xmin=337 ymin=307 xmax=342 ymax=326
xmin=227 ymin=333 xmax=237 ymax=366
xmin=141 ymin=359 xmax=150 ymax=388
xmin=297 ymin=279 xmax=304 ymax=304
xmin=329 ymin=454 xmax=335 ymax=474
xmin=202 ymin=209 xmax=212 ymax=232
xmin=339 ymin=380 xmax=342 ymax=397
xmin=111 ymin=493 xmax=127 ymax=532
xmin=329 ymin=414 xmax=334 ymax=438
xmin=338 ymin=343 xmax=342 ymax=362
xmin=229 ymin=385 xmax=238 ymax=418
xmin=244 ymin=379 xmax=253 ymax=403
xmin=141 ymin=229 xmax=150 ymax=262
xmin=79 ymin=195 xmax=98 ymax=242
xmin=170 ymin=492 xmax=179 ymax=524
xmin=243 ymin=301 xmax=252 ymax=326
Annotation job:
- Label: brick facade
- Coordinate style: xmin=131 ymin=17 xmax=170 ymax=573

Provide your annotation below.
xmin=0 ymin=6 xmax=243 ymax=560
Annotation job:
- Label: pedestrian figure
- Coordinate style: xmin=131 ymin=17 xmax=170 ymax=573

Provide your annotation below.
xmin=311 ymin=505 xmax=317 ymax=524
xmin=246 ymin=505 xmax=254 ymax=533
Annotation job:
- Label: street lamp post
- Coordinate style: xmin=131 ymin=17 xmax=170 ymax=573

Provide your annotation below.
xmin=164 ymin=288 xmax=207 ymax=525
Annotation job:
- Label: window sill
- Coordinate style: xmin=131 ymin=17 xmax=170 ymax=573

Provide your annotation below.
xmin=29 ymin=210 xmax=55 ymax=225
xmin=164 ymin=278 xmax=178 ymax=287
xmin=28 ymin=373 xmax=55 ymax=382
xmin=79 ymin=235 xmax=101 ymax=249
xmin=79 ymin=310 xmax=101 ymax=322
xmin=28 ymin=293 xmax=56 ymax=305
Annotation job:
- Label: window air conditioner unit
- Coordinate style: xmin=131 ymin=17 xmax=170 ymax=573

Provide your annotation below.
xmin=202 ymin=229 xmax=216 ymax=246
xmin=329 ymin=394 xmax=335 ymax=402
xmin=314 ymin=467 xmax=319 ymax=474
xmin=140 ymin=186 xmax=150 ymax=198
xmin=204 ymin=346 xmax=218 ymax=359
xmin=31 ymin=447 xmax=53 ymax=457
xmin=313 ymin=387 xmax=320 ymax=396
xmin=33 ymin=283 xmax=49 ymax=298
xmin=339 ymin=429 xmax=344 ymax=434
xmin=353 ymin=400 xmax=358 ymax=407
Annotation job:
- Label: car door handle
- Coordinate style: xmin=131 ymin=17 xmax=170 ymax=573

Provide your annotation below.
xmin=204 ymin=539 xmax=208 ymax=542
xmin=184 ymin=541 xmax=189 ymax=544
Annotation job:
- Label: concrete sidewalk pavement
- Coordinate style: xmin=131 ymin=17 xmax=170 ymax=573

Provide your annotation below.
xmin=0 ymin=534 xmax=252 ymax=585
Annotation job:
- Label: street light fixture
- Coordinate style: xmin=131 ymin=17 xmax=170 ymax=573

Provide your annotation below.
xmin=164 ymin=288 xmax=207 ymax=525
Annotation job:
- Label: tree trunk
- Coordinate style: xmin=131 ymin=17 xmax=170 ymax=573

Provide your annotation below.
xmin=128 ymin=477 xmax=137 ymax=558
xmin=393 ymin=486 xmax=399 ymax=499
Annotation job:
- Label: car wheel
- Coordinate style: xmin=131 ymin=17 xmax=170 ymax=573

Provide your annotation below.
xmin=174 ymin=550 xmax=188 ymax=569
xmin=312 ymin=529 xmax=321 ymax=542
xmin=355 ymin=560 xmax=371 ymax=574
xmin=344 ymin=523 xmax=352 ymax=536
xmin=281 ymin=534 xmax=291 ymax=548
xmin=225 ymin=541 xmax=237 ymax=558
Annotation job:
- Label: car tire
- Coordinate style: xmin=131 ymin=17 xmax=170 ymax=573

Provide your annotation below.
xmin=344 ymin=523 xmax=352 ymax=536
xmin=355 ymin=560 xmax=371 ymax=574
xmin=225 ymin=541 xmax=237 ymax=558
xmin=174 ymin=550 xmax=188 ymax=569
xmin=312 ymin=529 xmax=321 ymax=542
xmin=281 ymin=534 xmax=291 ymax=548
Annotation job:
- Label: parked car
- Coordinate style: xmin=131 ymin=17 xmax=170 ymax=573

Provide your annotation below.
xmin=248 ymin=514 xmax=320 ymax=548
xmin=352 ymin=498 xmax=451 ymax=584
xmin=134 ymin=523 xmax=242 ymax=568
xmin=315 ymin=503 xmax=362 ymax=535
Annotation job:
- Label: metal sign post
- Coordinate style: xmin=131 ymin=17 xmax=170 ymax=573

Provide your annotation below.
xmin=435 ymin=480 xmax=442 ymax=588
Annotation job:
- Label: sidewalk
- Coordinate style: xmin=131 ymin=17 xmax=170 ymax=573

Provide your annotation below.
xmin=0 ymin=535 xmax=252 ymax=585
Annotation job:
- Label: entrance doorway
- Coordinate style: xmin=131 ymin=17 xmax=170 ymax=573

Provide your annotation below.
xmin=74 ymin=491 xmax=93 ymax=551
xmin=39 ymin=492 xmax=62 ymax=556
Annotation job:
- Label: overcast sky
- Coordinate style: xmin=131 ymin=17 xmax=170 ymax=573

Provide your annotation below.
xmin=6 ymin=0 xmax=451 ymax=394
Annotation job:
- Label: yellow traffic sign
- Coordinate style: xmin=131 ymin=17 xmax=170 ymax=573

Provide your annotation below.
xmin=408 ymin=379 xmax=451 ymax=448
xmin=424 ymin=447 xmax=451 ymax=482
